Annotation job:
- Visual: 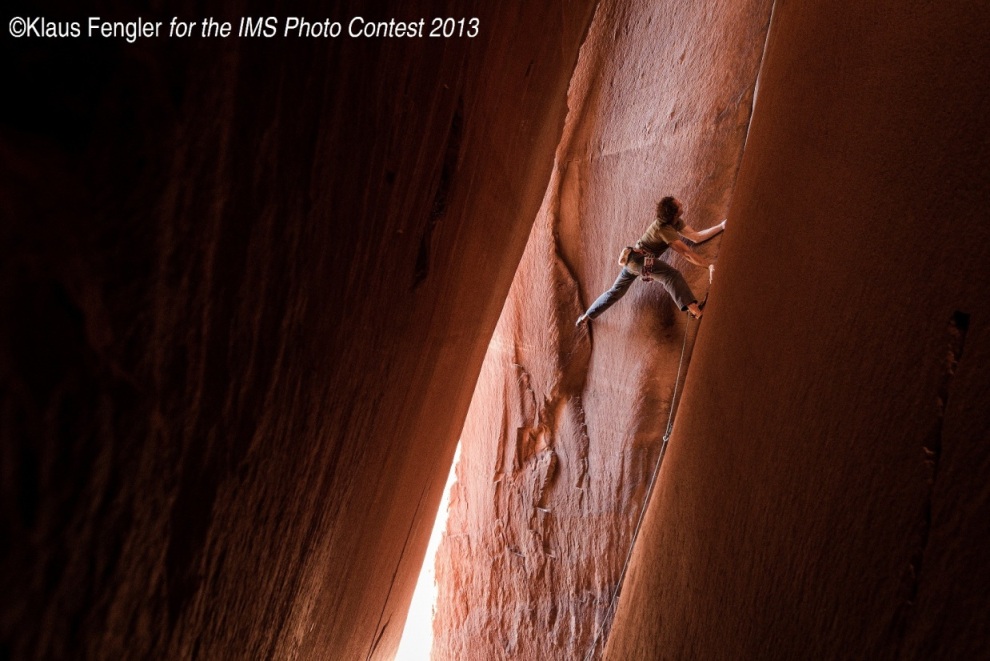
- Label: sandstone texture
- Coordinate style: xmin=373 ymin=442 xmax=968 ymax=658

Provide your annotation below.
xmin=433 ymin=1 xmax=774 ymax=658
xmin=605 ymin=1 xmax=990 ymax=659
xmin=0 ymin=1 xmax=598 ymax=659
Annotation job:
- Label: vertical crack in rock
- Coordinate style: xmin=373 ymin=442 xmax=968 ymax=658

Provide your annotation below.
xmin=367 ymin=617 xmax=390 ymax=661
xmin=890 ymin=311 xmax=970 ymax=650
xmin=414 ymin=97 xmax=464 ymax=290
xmin=742 ymin=0 xmax=778 ymax=154
xmin=367 ymin=480 xmax=432 ymax=660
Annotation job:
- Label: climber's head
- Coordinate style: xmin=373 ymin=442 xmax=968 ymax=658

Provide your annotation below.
xmin=656 ymin=196 xmax=683 ymax=225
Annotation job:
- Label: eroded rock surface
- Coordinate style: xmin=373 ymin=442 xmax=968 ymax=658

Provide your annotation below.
xmin=605 ymin=1 xmax=990 ymax=659
xmin=0 ymin=1 xmax=598 ymax=659
xmin=432 ymin=1 xmax=774 ymax=658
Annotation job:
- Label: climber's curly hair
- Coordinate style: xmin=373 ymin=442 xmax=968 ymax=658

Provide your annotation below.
xmin=656 ymin=196 xmax=681 ymax=224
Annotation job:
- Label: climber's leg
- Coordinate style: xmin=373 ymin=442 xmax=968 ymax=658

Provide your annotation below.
xmin=650 ymin=260 xmax=698 ymax=313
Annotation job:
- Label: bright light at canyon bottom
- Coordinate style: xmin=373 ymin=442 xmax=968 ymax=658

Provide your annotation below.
xmin=395 ymin=445 xmax=462 ymax=660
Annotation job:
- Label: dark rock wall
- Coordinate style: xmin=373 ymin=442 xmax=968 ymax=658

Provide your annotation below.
xmin=605 ymin=1 xmax=990 ymax=659
xmin=0 ymin=1 xmax=597 ymax=658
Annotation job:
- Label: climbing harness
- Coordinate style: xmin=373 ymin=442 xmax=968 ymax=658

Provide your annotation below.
xmin=641 ymin=253 xmax=656 ymax=282
xmin=618 ymin=244 xmax=666 ymax=282
xmin=583 ymin=308 xmax=698 ymax=661
xmin=629 ymin=244 xmax=663 ymax=282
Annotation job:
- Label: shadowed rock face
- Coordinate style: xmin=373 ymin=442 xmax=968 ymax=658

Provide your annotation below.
xmin=605 ymin=2 xmax=990 ymax=660
xmin=432 ymin=1 xmax=774 ymax=658
xmin=0 ymin=1 xmax=598 ymax=658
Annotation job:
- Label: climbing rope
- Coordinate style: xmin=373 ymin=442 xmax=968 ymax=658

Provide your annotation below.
xmin=583 ymin=311 xmax=697 ymax=661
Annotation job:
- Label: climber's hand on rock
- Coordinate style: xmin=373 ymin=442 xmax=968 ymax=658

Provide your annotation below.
xmin=708 ymin=263 xmax=715 ymax=283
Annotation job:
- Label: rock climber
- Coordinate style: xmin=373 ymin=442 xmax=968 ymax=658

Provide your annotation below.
xmin=575 ymin=196 xmax=725 ymax=325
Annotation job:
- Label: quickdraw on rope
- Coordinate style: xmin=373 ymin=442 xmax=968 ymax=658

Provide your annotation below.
xmin=583 ymin=309 xmax=697 ymax=661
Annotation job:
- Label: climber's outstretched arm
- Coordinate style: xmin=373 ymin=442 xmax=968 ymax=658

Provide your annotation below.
xmin=680 ymin=219 xmax=726 ymax=244
xmin=669 ymin=239 xmax=712 ymax=268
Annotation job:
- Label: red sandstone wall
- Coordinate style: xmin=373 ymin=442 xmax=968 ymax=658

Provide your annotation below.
xmin=432 ymin=1 xmax=773 ymax=658
xmin=0 ymin=1 xmax=597 ymax=659
xmin=605 ymin=2 xmax=990 ymax=659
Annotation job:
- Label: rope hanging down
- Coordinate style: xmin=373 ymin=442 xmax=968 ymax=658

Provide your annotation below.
xmin=583 ymin=312 xmax=697 ymax=661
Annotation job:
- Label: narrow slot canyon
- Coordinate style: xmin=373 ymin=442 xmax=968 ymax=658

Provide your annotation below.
xmin=3 ymin=2 xmax=989 ymax=661
xmin=431 ymin=1 xmax=773 ymax=658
